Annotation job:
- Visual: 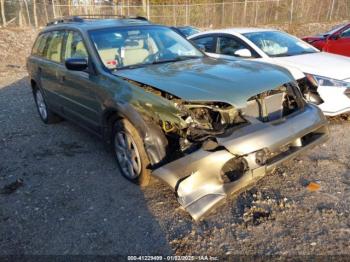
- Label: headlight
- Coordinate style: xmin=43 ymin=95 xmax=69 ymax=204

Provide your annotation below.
xmin=306 ymin=74 xmax=349 ymax=87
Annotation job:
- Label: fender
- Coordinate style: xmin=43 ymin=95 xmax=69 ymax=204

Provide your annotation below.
xmin=102 ymin=100 xmax=168 ymax=166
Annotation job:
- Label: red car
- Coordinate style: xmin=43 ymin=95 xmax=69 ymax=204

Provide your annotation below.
xmin=302 ymin=23 xmax=350 ymax=57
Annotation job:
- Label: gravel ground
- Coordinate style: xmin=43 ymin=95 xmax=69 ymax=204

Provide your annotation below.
xmin=1 ymin=26 xmax=350 ymax=256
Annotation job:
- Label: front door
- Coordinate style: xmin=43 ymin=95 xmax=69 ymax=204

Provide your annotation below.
xmin=60 ymin=30 xmax=101 ymax=132
xmin=38 ymin=30 xmax=66 ymax=110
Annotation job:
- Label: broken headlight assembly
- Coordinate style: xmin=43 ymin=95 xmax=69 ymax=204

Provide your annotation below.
xmin=306 ymin=74 xmax=349 ymax=87
xmin=174 ymin=102 xmax=247 ymax=142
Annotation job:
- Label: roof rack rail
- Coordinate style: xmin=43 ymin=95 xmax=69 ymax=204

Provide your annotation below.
xmin=46 ymin=15 xmax=148 ymax=26
xmin=46 ymin=16 xmax=83 ymax=26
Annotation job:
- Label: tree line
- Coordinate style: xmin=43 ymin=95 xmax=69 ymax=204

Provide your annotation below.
xmin=0 ymin=0 xmax=348 ymax=28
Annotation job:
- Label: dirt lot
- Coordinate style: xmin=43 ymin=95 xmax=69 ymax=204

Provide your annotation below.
xmin=1 ymin=25 xmax=350 ymax=256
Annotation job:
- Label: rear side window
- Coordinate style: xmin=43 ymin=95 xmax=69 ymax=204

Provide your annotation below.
xmin=64 ymin=31 xmax=88 ymax=60
xmin=192 ymin=36 xmax=214 ymax=52
xmin=46 ymin=31 xmax=65 ymax=63
xmin=32 ymin=33 xmax=49 ymax=57
xmin=32 ymin=34 xmax=43 ymax=55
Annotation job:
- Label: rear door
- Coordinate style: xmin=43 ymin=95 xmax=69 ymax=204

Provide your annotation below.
xmin=36 ymin=30 xmax=66 ymax=111
xmin=59 ymin=30 xmax=101 ymax=132
xmin=325 ymin=26 xmax=350 ymax=57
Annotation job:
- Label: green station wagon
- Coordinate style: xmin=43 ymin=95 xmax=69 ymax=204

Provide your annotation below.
xmin=27 ymin=16 xmax=329 ymax=220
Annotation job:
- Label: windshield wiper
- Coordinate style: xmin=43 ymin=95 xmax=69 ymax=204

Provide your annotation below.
xmin=270 ymin=53 xmax=293 ymax=57
xmin=297 ymin=50 xmax=317 ymax=55
xmin=150 ymin=55 xmax=201 ymax=65
xmin=271 ymin=50 xmax=316 ymax=57
xmin=113 ymin=63 xmax=149 ymax=70
xmin=113 ymin=55 xmax=201 ymax=70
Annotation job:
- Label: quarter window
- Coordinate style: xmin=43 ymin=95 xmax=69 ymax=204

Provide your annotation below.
xmin=32 ymin=34 xmax=43 ymax=56
xmin=46 ymin=31 xmax=65 ymax=63
xmin=32 ymin=33 xmax=50 ymax=57
xmin=64 ymin=31 xmax=88 ymax=60
xmin=192 ymin=36 xmax=214 ymax=52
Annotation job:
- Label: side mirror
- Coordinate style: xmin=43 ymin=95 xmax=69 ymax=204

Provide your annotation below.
xmin=196 ymin=44 xmax=206 ymax=52
xmin=234 ymin=48 xmax=252 ymax=58
xmin=65 ymin=58 xmax=88 ymax=71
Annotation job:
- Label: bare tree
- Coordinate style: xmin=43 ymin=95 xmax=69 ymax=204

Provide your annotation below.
xmin=24 ymin=0 xmax=32 ymax=26
xmin=19 ymin=0 xmax=24 ymax=27
xmin=52 ymin=0 xmax=57 ymax=18
xmin=33 ymin=0 xmax=38 ymax=27
xmin=43 ymin=0 xmax=49 ymax=23
xmin=0 ymin=0 xmax=6 ymax=27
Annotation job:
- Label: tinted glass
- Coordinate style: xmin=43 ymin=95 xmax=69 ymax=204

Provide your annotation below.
xmin=32 ymin=34 xmax=43 ymax=56
xmin=341 ymin=28 xmax=350 ymax=38
xmin=324 ymin=24 xmax=346 ymax=36
xmin=192 ymin=36 xmax=214 ymax=52
xmin=243 ymin=31 xmax=317 ymax=57
xmin=46 ymin=31 xmax=65 ymax=62
xmin=32 ymin=33 xmax=49 ymax=57
xmin=217 ymin=36 xmax=248 ymax=56
xmin=90 ymin=26 xmax=203 ymax=70
xmin=64 ymin=31 xmax=88 ymax=60
xmin=178 ymin=27 xmax=200 ymax=37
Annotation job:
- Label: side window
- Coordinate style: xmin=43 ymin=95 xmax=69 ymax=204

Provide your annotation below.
xmin=46 ymin=31 xmax=65 ymax=63
xmin=64 ymin=31 xmax=88 ymax=60
xmin=32 ymin=33 xmax=49 ymax=57
xmin=217 ymin=36 xmax=249 ymax=56
xmin=192 ymin=36 xmax=214 ymax=52
xmin=32 ymin=34 xmax=44 ymax=56
xmin=341 ymin=28 xmax=350 ymax=38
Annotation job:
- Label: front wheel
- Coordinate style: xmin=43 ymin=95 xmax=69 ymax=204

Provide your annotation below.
xmin=112 ymin=119 xmax=151 ymax=186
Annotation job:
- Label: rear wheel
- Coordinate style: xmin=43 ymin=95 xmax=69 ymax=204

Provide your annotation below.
xmin=112 ymin=119 xmax=151 ymax=186
xmin=33 ymin=87 xmax=61 ymax=124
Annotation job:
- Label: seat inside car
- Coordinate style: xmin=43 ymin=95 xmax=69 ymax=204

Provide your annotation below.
xmin=99 ymin=48 xmax=120 ymax=68
xmin=122 ymin=39 xmax=149 ymax=66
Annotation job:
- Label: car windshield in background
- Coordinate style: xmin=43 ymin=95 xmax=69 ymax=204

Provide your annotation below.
xmin=89 ymin=26 xmax=203 ymax=70
xmin=243 ymin=31 xmax=317 ymax=57
xmin=178 ymin=27 xmax=200 ymax=37
xmin=324 ymin=23 xmax=346 ymax=36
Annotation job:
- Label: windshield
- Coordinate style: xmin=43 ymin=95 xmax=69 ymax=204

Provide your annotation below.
xmin=178 ymin=27 xmax=200 ymax=37
xmin=243 ymin=31 xmax=317 ymax=57
xmin=89 ymin=26 xmax=203 ymax=70
xmin=324 ymin=23 xmax=346 ymax=36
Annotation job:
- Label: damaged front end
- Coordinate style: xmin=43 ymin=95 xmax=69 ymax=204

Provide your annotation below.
xmin=297 ymin=76 xmax=324 ymax=105
xmin=149 ymin=82 xmax=329 ymax=220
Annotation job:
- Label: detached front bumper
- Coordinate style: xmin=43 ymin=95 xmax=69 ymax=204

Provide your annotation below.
xmin=152 ymin=104 xmax=329 ymax=221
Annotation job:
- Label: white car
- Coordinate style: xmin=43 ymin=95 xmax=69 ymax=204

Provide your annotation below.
xmin=189 ymin=28 xmax=350 ymax=116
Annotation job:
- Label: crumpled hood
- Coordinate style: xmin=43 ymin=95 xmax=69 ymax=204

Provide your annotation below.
xmin=114 ymin=57 xmax=293 ymax=108
xmin=273 ymin=52 xmax=350 ymax=81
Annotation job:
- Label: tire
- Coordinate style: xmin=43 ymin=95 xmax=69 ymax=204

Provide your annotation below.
xmin=33 ymin=87 xmax=61 ymax=124
xmin=112 ymin=119 xmax=151 ymax=187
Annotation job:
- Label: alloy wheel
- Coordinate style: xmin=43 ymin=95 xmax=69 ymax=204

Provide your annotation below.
xmin=114 ymin=131 xmax=142 ymax=179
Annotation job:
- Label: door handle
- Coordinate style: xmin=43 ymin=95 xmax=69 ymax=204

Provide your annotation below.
xmin=57 ymin=75 xmax=65 ymax=84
